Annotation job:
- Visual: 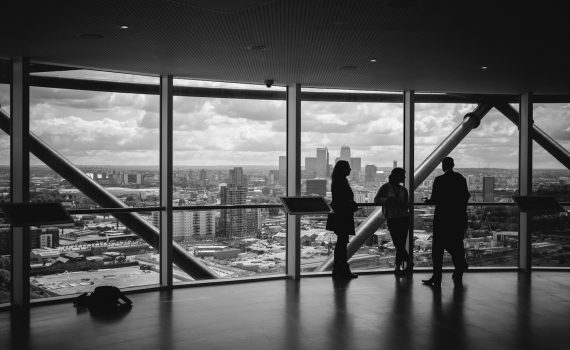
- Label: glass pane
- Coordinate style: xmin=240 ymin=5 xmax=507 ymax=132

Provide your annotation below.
xmin=299 ymin=91 xmax=403 ymax=275
xmin=531 ymin=103 xmax=570 ymax=267
xmin=301 ymin=94 xmax=404 ymax=199
xmin=0 ymin=69 xmax=10 ymax=304
xmin=173 ymin=81 xmax=287 ymax=280
xmin=414 ymin=104 xmax=519 ymax=267
xmin=173 ymin=208 xmax=286 ymax=282
xmin=29 ymin=211 xmax=159 ymax=299
xmin=29 ymin=85 xmax=160 ymax=209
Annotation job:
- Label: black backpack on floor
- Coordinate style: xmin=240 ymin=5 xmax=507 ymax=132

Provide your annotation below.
xmin=74 ymin=286 xmax=132 ymax=311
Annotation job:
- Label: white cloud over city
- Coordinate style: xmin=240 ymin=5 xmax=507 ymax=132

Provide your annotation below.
xmin=0 ymin=75 xmax=569 ymax=170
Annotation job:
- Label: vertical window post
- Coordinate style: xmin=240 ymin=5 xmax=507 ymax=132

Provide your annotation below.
xmin=404 ymin=90 xmax=415 ymax=270
xmin=10 ymin=57 xmax=30 ymax=308
xmin=519 ymin=93 xmax=532 ymax=271
xmin=286 ymin=84 xmax=301 ymax=279
xmin=160 ymin=75 xmax=173 ymax=287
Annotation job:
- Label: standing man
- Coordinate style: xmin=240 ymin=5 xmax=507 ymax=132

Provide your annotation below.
xmin=422 ymin=157 xmax=470 ymax=287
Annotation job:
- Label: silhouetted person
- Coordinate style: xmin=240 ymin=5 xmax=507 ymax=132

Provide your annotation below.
xmin=422 ymin=157 xmax=470 ymax=287
xmin=374 ymin=167 xmax=411 ymax=275
xmin=327 ymin=160 xmax=358 ymax=279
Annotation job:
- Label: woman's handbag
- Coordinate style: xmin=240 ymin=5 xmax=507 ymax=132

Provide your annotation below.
xmin=326 ymin=212 xmax=337 ymax=231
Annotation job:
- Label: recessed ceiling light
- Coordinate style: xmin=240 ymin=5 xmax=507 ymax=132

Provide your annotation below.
xmin=370 ymin=59 xmax=377 ymax=63
xmin=119 ymin=25 xmax=129 ymax=29
xmin=79 ymin=33 xmax=104 ymax=40
xmin=481 ymin=66 xmax=488 ymax=70
xmin=247 ymin=45 xmax=267 ymax=51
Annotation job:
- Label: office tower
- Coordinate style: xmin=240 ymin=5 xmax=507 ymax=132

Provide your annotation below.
xmin=316 ymin=148 xmax=329 ymax=178
xmin=279 ymin=156 xmax=286 ymax=186
xmin=305 ymin=179 xmax=327 ymax=197
xmin=229 ymin=167 xmax=246 ymax=186
xmin=483 ymin=176 xmax=495 ymax=202
xmin=220 ymin=185 xmax=247 ymax=238
xmin=393 ymin=160 xmax=397 ymax=169
xmin=350 ymin=157 xmax=361 ymax=180
xmin=305 ymin=157 xmax=317 ymax=174
xmin=199 ymin=169 xmax=207 ymax=181
xmin=340 ymin=145 xmax=351 ymax=162
xmin=246 ymin=209 xmax=261 ymax=236
xmin=365 ymin=165 xmax=377 ymax=185
xmin=268 ymin=170 xmax=279 ymax=185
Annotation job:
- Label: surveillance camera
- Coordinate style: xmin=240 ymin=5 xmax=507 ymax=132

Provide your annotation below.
xmin=264 ymin=79 xmax=274 ymax=88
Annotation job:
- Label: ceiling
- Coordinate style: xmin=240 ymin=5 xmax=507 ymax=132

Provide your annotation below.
xmin=2 ymin=0 xmax=569 ymax=94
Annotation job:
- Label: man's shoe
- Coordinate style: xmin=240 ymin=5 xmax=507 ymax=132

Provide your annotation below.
xmin=421 ymin=276 xmax=441 ymax=287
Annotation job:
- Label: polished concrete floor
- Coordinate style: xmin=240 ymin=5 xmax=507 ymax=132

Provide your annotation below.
xmin=2 ymin=272 xmax=570 ymax=350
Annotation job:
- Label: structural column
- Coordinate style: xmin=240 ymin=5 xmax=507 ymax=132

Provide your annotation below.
xmin=10 ymin=57 xmax=30 ymax=308
xmin=403 ymin=91 xmax=414 ymax=268
xmin=160 ymin=75 xmax=173 ymax=286
xmin=519 ymin=93 xmax=532 ymax=271
xmin=286 ymin=84 xmax=301 ymax=279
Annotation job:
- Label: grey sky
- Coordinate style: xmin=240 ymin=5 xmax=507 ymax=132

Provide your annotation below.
xmin=0 ymin=70 xmax=568 ymax=169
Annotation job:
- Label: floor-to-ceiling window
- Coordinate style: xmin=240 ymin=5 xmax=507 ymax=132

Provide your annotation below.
xmin=414 ymin=102 xmax=519 ymax=268
xmin=300 ymin=88 xmax=403 ymax=273
xmin=531 ymin=103 xmax=570 ymax=267
xmin=172 ymin=79 xmax=287 ymax=281
xmin=27 ymin=68 xmax=161 ymax=298
xmin=0 ymin=60 xmax=11 ymax=304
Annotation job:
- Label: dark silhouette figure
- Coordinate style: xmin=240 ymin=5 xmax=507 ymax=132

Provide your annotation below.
xmin=374 ymin=167 xmax=411 ymax=276
xmin=327 ymin=160 xmax=358 ymax=279
xmin=422 ymin=157 xmax=470 ymax=287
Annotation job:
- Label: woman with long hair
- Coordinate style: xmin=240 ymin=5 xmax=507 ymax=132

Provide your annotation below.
xmin=326 ymin=160 xmax=359 ymax=279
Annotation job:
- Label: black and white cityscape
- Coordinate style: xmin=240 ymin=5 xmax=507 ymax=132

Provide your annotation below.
xmin=0 ymin=72 xmax=569 ymax=303
xmin=1 ymin=145 xmax=569 ymax=302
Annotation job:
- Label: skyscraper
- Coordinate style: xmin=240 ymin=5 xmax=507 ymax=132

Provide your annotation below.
xmin=483 ymin=176 xmax=495 ymax=202
xmin=229 ymin=167 xmax=246 ymax=186
xmin=365 ymin=165 xmax=377 ymax=186
xmin=393 ymin=160 xmax=397 ymax=169
xmin=220 ymin=167 xmax=248 ymax=238
xmin=316 ymin=148 xmax=329 ymax=178
xmin=340 ymin=145 xmax=351 ymax=162
xmin=279 ymin=156 xmax=287 ymax=186
xmin=305 ymin=157 xmax=317 ymax=175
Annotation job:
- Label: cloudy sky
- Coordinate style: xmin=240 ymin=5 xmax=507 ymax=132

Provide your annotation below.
xmin=0 ymin=70 xmax=569 ymax=170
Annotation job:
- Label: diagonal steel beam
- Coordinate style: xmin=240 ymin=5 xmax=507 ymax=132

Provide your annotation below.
xmin=315 ymin=103 xmax=493 ymax=272
xmin=494 ymin=102 xmax=570 ymax=170
xmin=0 ymin=109 xmax=218 ymax=279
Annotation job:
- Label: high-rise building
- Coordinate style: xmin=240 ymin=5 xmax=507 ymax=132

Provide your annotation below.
xmin=220 ymin=185 xmax=247 ymax=238
xmin=229 ymin=167 xmax=246 ymax=186
xmin=350 ymin=157 xmax=361 ymax=180
xmin=393 ymin=160 xmax=397 ymax=169
xmin=365 ymin=165 xmax=377 ymax=185
xmin=221 ymin=167 xmax=248 ymax=238
xmin=279 ymin=156 xmax=287 ymax=186
xmin=305 ymin=157 xmax=317 ymax=175
xmin=340 ymin=145 xmax=351 ymax=162
xmin=483 ymin=176 xmax=495 ymax=202
xmin=316 ymin=148 xmax=329 ymax=178
xmin=305 ymin=179 xmax=327 ymax=197
xmin=268 ymin=170 xmax=279 ymax=185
